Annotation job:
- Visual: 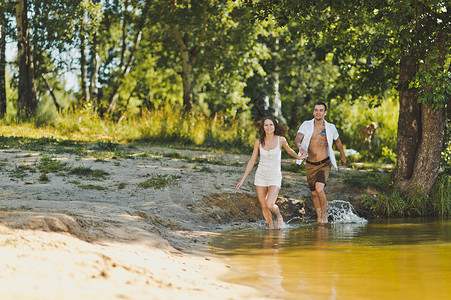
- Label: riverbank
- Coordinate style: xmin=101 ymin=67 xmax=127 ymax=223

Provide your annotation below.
xmin=0 ymin=144 xmax=374 ymax=299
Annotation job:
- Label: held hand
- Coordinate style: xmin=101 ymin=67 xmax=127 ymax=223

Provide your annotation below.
xmin=341 ymin=156 xmax=347 ymax=165
xmin=299 ymin=152 xmax=308 ymax=160
xmin=299 ymin=149 xmax=308 ymax=157
xmin=296 ymin=151 xmax=308 ymax=160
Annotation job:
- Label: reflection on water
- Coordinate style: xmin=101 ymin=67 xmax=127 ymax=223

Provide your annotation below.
xmin=211 ymin=218 xmax=451 ymax=299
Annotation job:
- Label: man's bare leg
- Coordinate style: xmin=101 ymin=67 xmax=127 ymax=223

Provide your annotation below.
xmin=266 ymin=186 xmax=284 ymax=229
xmin=315 ymin=182 xmax=328 ymax=223
xmin=256 ymin=186 xmax=274 ymax=229
xmin=311 ymin=191 xmax=322 ymax=223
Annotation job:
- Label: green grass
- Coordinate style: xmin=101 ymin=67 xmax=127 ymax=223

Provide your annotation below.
xmin=361 ymin=190 xmax=432 ymax=217
xmin=342 ymin=170 xmax=392 ymax=192
xmin=0 ymin=104 xmax=257 ymax=154
xmin=138 ymin=174 xmax=181 ymax=190
xmin=77 ymin=184 xmax=106 ymax=190
xmin=282 ymin=162 xmax=306 ymax=174
xmin=430 ymin=173 xmax=451 ymax=216
xmin=9 ymin=165 xmax=35 ymax=179
xmin=38 ymin=173 xmax=50 ymax=183
xmin=38 ymin=155 xmax=68 ymax=173
xmin=0 ymin=105 xmax=448 ymax=217
xmin=198 ymin=166 xmax=213 ymax=173
xmin=0 ymin=158 xmax=8 ymax=168
xmin=117 ymin=182 xmax=127 ymax=190
xmin=68 ymin=166 xmax=110 ymax=180
xmin=158 ymin=151 xmax=241 ymax=167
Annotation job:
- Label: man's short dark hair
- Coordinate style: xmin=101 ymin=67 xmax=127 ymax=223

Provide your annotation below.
xmin=314 ymin=102 xmax=327 ymax=111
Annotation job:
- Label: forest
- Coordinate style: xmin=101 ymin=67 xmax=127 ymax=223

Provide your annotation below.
xmin=1 ymin=0 xmax=450 ymax=215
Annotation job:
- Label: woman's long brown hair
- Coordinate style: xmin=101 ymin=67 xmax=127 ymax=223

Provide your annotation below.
xmin=258 ymin=116 xmax=286 ymax=146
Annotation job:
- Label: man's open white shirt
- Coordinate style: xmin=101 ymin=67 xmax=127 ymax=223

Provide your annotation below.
xmin=296 ymin=118 xmax=340 ymax=170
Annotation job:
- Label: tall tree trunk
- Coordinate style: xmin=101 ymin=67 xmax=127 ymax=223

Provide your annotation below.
xmin=41 ymin=73 xmax=60 ymax=112
xmin=106 ymin=30 xmax=142 ymax=114
xmin=170 ymin=23 xmax=193 ymax=111
xmin=16 ymin=0 xmax=37 ymax=119
xmin=80 ymin=32 xmax=89 ymax=103
xmin=119 ymin=0 xmax=129 ymax=69
xmin=272 ymin=38 xmax=286 ymax=124
xmin=0 ymin=11 xmax=6 ymax=118
xmin=169 ymin=2 xmax=208 ymax=111
xmin=395 ymin=50 xmax=421 ymax=183
xmin=395 ymin=28 xmax=447 ymax=195
xmin=397 ymin=104 xmax=446 ymax=194
xmin=89 ymin=33 xmax=99 ymax=107
xmin=107 ymin=0 xmax=150 ymax=115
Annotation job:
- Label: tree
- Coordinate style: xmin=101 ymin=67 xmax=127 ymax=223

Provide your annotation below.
xmin=106 ymin=0 xmax=151 ymax=114
xmin=159 ymin=0 xmax=214 ymax=111
xmin=154 ymin=0 xmax=263 ymax=113
xmin=251 ymin=0 xmax=450 ymax=196
xmin=16 ymin=0 xmax=37 ymax=118
xmin=0 ymin=6 xmax=7 ymax=118
xmin=389 ymin=3 xmax=449 ymax=195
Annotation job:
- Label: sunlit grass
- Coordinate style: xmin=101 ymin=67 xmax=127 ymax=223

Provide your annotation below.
xmin=0 ymin=104 xmax=257 ymax=156
xmin=1 ymin=103 xmax=448 ymax=217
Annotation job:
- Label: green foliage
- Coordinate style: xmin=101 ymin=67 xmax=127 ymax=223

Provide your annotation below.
xmin=361 ymin=190 xmax=431 ymax=218
xmin=68 ymin=166 xmax=109 ymax=180
xmin=8 ymin=165 xmax=34 ymax=180
xmin=117 ymin=182 xmax=126 ymax=190
xmin=138 ymin=174 xmax=181 ymax=190
xmin=350 ymin=170 xmax=445 ymax=217
xmin=136 ymin=104 xmax=257 ymax=152
xmin=343 ymin=170 xmax=392 ymax=192
xmin=77 ymin=184 xmax=106 ymax=190
xmin=413 ymin=54 xmax=451 ymax=108
xmin=282 ymin=163 xmax=305 ymax=174
xmin=158 ymin=151 xmax=241 ymax=167
xmin=198 ymin=166 xmax=213 ymax=173
xmin=442 ymin=121 xmax=451 ymax=174
xmin=361 ymin=192 xmax=405 ymax=217
xmin=38 ymin=173 xmax=50 ymax=183
xmin=430 ymin=173 xmax=451 ymax=216
xmin=38 ymin=155 xmax=68 ymax=173
xmin=360 ymin=175 xmax=451 ymax=217
xmin=0 ymin=104 xmax=258 ymax=154
xmin=328 ymin=95 xmax=399 ymax=163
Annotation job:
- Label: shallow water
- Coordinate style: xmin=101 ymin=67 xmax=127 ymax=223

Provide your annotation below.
xmin=210 ymin=218 xmax=451 ymax=299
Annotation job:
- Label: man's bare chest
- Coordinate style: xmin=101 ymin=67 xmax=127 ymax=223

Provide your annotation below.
xmin=310 ymin=126 xmax=328 ymax=147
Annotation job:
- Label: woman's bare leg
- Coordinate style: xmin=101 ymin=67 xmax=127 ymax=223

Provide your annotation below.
xmin=256 ymin=186 xmax=274 ymax=229
xmin=266 ymin=186 xmax=284 ymax=230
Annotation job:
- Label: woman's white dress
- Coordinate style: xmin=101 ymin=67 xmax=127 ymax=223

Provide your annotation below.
xmin=254 ymin=137 xmax=282 ymax=188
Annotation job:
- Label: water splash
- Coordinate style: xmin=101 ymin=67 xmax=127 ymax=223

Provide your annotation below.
xmin=327 ymin=200 xmax=367 ymax=224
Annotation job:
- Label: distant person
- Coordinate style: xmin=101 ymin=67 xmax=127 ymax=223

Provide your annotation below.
xmin=360 ymin=122 xmax=377 ymax=143
xmin=295 ymin=102 xmax=346 ymax=223
xmin=236 ymin=116 xmax=305 ymax=230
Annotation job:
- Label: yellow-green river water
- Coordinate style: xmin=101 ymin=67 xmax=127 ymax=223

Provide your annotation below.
xmin=210 ymin=218 xmax=451 ymax=300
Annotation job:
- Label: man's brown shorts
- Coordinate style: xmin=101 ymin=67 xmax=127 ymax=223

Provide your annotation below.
xmin=305 ymin=160 xmax=332 ymax=191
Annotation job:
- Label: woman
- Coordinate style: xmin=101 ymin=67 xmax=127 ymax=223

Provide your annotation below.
xmin=236 ymin=117 xmax=306 ymax=229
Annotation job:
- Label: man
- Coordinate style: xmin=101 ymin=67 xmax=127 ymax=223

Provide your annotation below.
xmin=295 ymin=102 xmax=346 ymax=223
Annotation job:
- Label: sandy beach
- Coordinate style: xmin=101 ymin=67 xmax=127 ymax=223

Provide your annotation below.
xmin=0 ymin=143 xmax=362 ymax=299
